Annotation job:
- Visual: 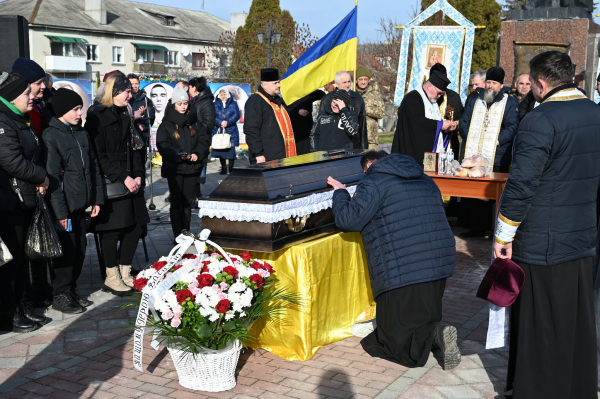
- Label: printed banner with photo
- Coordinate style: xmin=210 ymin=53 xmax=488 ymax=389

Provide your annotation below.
xmin=208 ymin=83 xmax=251 ymax=144
xmin=407 ymin=26 xmax=465 ymax=95
xmin=54 ymin=79 xmax=92 ymax=122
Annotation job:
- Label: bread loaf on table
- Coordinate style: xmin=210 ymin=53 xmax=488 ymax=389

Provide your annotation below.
xmin=454 ymin=167 xmax=469 ymax=177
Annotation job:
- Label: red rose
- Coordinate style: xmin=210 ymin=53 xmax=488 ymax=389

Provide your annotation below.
xmin=249 ymin=274 xmax=264 ymax=289
xmin=229 ymin=256 xmax=238 ymax=263
xmin=222 ymin=266 xmax=239 ymax=280
xmin=152 ymin=261 xmax=168 ymax=271
xmin=263 ymin=262 xmax=275 ymax=274
xmin=175 ymin=289 xmax=195 ymax=304
xmin=215 ymin=299 xmax=231 ymax=313
xmin=182 ymin=254 xmax=197 ymax=259
xmin=172 ymin=265 xmax=183 ymax=272
xmin=250 ymin=261 xmax=263 ymax=271
xmin=239 ymin=252 xmax=252 ymax=262
xmin=133 ymin=277 xmax=148 ymax=292
xmin=201 ymin=261 xmax=211 ymax=273
xmin=196 ymin=273 xmax=214 ymax=288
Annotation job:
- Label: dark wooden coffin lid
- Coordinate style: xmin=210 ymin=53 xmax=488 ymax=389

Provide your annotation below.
xmin=202 ymin=150 xmax=365 ymax=203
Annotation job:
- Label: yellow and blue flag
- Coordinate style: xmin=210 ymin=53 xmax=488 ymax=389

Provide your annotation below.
xmin=280 ymin=7 xmax=357 ymax=105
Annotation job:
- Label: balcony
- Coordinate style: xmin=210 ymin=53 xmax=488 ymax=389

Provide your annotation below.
xmin=45 ymin=56 xmax=87 ymax=72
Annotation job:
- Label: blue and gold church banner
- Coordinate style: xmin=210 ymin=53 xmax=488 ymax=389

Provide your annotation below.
xmin=394 ymin=0 xmax=475 ymax=105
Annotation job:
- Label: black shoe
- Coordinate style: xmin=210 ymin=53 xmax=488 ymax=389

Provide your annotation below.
xmin=13 ymin=310 xmax=40 ymax=333
xmin=432 ymin=323 xmax=461 ymax=370
xmin=29 ymin=286 xmax=53 ymax=308
xmin=69 ymin=289 xmax=92 ymax=307
xmin=52 ymin=292 xmax=84 ymax=314
xmin=20 ymin=302 xmax=48 ymax=324
xmin=219 ymin=166 xmax=227 ymax=175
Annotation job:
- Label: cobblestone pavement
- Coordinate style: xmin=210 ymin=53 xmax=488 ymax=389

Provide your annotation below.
xmin=0 ymin=157 xmax=587 ymax=399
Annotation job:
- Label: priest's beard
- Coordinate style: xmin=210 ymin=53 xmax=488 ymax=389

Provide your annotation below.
xmin=483 ymin=90 xmax=498 ymax=105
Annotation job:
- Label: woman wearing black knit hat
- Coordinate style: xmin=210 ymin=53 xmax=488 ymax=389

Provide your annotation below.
xmin=0 ymin=72 xmax=49 ymax=333
xmin=85 ymin=74 xmax=150 ymax=296
xmin=41 ymin=88 xmax=104 ymax=313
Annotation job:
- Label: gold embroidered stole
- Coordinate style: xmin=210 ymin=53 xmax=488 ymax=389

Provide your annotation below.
xmin=464 ymin=94 xmax=509 ymax=166
xmin=256 ymin=92 xmax=297 ymax=158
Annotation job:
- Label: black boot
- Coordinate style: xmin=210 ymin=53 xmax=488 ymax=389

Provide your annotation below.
xmin=228 ymin=160 xmax=235 ymax=173
xmin=20 ymin=301 xmax=48 ymax=324
xmin=69 ymin=288 xmax=92 ymax=307
xmin=52 ymin=292 xmax=84 ymax=314
xmin=13 ymin=308 xmax=40 ymax=333
xmin=170 ymin=206 xmax=183 ymax=239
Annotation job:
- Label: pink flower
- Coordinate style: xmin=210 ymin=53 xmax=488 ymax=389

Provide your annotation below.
xmin=174 ymin=312 xmax=182 ymax=319
xmin=219 ymin=293 xmax=227 ymax=300
xmin=164 ymin=311 xmax=174 ymax=320
xmin=233 ymin=261 xmax=241 ymax=266
xmin=191 ymin=287 xmax=200 ymax=295
xmin=194 ymin=266 xmax=202 ymax=273
xmin=166 ymin=272 xmax=172 ymax=277
xmin=210 ymin=253 xmax=219 ymax=258
xmin=220 ymin=282 xmax=227 ymax=290
xmin=171 ymin=318 xmax=181 ymax=328
xmin=257 ymin=268 xmax=270 ymax=278
xmin=212 ymin=284 xmax=219 ymax=290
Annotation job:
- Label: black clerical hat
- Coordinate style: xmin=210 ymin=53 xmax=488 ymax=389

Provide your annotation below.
xmin=261 ymin=68 xmax=279 ymax=82
xmin=429 ymin=70 xmax=450 ymax=91
xmin=486 ymin=66 xmax=505 ymax=84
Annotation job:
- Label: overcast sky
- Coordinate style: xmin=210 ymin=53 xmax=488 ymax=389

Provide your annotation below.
xmin=131 ymin=0 xmax=420 ymax=41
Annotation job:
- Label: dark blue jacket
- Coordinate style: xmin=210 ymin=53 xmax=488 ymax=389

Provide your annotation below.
xmin=211 ymin=96 xmax=240 ymax=146
xmin=498 ymin=84 xmax=600 ymax=266
xmin=459 ymin=86 xmax=520 ymax=168
xmin=332 ymin=154 xmax=456 ymax=298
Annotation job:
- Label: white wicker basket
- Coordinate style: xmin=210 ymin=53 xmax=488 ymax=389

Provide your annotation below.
xmin=168 ymin=340 xmax=242 ymax=392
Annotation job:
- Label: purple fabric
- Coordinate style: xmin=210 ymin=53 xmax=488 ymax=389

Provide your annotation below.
xmin=477 ymin=258 xmax=525 ymax=307
xmin=432 ymin=121 xmax=446 ymax=152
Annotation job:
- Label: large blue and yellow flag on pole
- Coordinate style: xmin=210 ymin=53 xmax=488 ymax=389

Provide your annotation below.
xmin=280 ymin=7 xmax=357 ymax=105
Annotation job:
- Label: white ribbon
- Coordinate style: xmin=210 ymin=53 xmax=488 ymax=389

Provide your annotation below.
xmin=133 ymin=229 xmax=236 ymax=372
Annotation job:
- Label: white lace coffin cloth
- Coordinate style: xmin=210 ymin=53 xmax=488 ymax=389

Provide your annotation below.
xmin=199 ymin=185 xmax=358 ymax=223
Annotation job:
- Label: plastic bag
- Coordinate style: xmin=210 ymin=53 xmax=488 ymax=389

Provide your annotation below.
xmin=468 ymin=166 xmax=487 ymax=178
xmin=462 ymin=155 xmax=489 ymax=168
xmin=25 ymin=192 xmax=63 ymax=259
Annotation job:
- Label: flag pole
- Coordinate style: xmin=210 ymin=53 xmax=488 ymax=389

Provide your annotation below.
xmin=353 ymin=0 xmax=358 ymax=92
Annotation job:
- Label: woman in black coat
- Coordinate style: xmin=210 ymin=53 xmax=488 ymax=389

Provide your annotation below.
xmin=86 ymin=74 xmax=150 ymax=296
xmin=157 ymin=86 xmax=210 ymax=240
xmin=188 ymin=77 xmax=215 ymax=200
xmin=42 ymin=88 xmax=104 ymax=314
xmin=0 ymin=72 xmax=49 ymax=332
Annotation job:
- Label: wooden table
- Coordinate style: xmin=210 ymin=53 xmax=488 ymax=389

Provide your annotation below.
xmin=426 ymin=172 xmax=509 ymax=215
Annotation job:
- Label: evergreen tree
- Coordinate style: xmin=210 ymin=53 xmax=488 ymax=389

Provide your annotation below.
xmin=229 ymin=0 xmax=296 ymax=87
xmin=500 ymin=0 xmax=528 ymax=20
xmin=420 ymin=0 xmax=502 ymax=73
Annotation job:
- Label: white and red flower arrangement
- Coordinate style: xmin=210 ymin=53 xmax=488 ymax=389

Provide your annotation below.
xmin=130 ymin=248 xmax=294 ymax=352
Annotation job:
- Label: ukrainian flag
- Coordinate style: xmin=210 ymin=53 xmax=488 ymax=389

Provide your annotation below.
xmin=280 ymin=7 xmax=357 ymax=105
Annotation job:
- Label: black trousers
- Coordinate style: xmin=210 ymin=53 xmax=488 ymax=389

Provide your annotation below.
xmin=507 ymin=258 xmax=597 ymax=399
xmin=0 ymin=207 xmax=34 ymax=314
xmin=361 ymin=279 xmax=447 ymax=368
xmin=167 ymin=174 xmax=197 ymax=237
xmin=50 ymin=211 xmax=86 ymax=296
xmin=99 ymin=223 xmax=143 ymax=268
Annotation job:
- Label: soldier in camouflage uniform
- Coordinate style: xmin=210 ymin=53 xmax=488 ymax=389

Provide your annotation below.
xmin=356 ymin=67 xmax=385 ymax=150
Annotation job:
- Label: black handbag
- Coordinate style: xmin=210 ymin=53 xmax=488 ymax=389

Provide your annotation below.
xmin=102 ymin=143 xmax=131 ymax=200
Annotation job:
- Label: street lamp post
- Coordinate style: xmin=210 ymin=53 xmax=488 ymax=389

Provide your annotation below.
xmin=257 ymin=18 xmax=282 ymax=68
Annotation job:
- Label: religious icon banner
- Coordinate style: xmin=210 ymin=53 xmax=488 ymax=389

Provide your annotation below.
xmin=408 ymin=26 xmax=465 ymax=96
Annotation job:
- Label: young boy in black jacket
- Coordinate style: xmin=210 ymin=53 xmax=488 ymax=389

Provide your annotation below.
xmin=310 ymin=90 xmax=359 ymax=152
xmin=42 ymin=88 xmax=103 ymax=314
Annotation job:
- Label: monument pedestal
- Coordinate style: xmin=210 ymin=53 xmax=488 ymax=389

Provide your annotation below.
xmin=499 ymin=17 xmax=600 ymax=98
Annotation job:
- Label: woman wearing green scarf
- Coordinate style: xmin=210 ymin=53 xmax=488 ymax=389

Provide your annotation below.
xmin=0 ymin=71 xmax=49 ymax=333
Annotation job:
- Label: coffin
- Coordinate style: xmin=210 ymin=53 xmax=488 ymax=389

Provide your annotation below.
xmin=199 ymin=150 xmax=365 ymax=252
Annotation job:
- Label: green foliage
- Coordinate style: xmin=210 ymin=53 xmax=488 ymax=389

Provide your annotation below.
xmin=500 ymin=0 xmax=528 ymax=20
xmin=229 ymin=0 xmax=296 ymax=84
xmin=420 ymin=0 xmax=502 ymax=73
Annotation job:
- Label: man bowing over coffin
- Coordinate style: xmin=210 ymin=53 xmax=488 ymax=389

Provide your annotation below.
xmin=245 ymin=68 xmax=297 ymax=164
xmin=391 ymin=70 xmax=457 ymax=166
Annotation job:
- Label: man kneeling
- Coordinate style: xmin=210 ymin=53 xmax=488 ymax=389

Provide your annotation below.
xmin=328 ymin=151 xmax=460 ymax=369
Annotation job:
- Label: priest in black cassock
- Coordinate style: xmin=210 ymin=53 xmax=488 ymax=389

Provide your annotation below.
xmin=430 ymin=63 xmax=464 ymax=158
xmin=391 ymin=71 xmax=457 ymax=167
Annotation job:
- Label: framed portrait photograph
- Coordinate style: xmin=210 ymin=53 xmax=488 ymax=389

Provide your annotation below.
xmin=425 ymin=45 xmax=446 ymax=70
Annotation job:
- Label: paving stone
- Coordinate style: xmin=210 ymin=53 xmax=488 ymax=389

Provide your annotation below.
xmin=28 ymin=343 xmax=65 ymax=356
xmin=66 ymin=330 xmax=99 ymax=342
xmin=98 ymin=319 xmax=131 ymax=330
xmin=453 ymin=369 xmax=497 ymax=384
xmin=436 ymin=385 xmax=484 ymax=398
xmin=469 ymin=353 xmax=508 ymax=368
xmin=399 ymin=384 xmax=445 ymax=398
xmin=0 ymin=357 xmax=26 ymax=369
xmin=386 ymin=376 xmax=415 ymax=393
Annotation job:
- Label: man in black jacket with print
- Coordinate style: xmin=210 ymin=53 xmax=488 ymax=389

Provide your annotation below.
xmin=493 ymin=51 xmax=600 ymax=399
xmin=309 ymin=90 xmax=359 ymax=152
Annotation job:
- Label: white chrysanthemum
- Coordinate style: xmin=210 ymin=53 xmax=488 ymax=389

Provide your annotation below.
xmin=237 ymin=266 xmax=255 ymax=279
xmin=229 ymin=281 xmax=246 ymax=293
xmin=224 ymin=312 xmax=234 ymax=321
xmin=209 ymin=313 xmax=220 ymax=322
xmin=179 ymin=270 xmax=198 ymax=284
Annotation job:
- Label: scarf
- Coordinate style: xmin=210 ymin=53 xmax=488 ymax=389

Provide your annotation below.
xmin=0 ymin=95 xmax=24 ymax=118
xmin=257 ymin=91 xmax=297 ymax=158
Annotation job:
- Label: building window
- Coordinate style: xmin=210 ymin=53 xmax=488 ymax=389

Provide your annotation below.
xmin=165 ymin=17 xmax=175 ymax=26
xmin=86 ymin=44 xmax=99 ymax=61
xmin=51 ymin=42 xmax=74 ymax=57
xmin=165 ymin=50 xmax=179 ymax=66
xmin=137 ymin=48 xmax=153 ymax=62
xmin=112 ymin=46 xmax=123 ymax=64
xmin=192 ymin=53 xmax=205 ymax=69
